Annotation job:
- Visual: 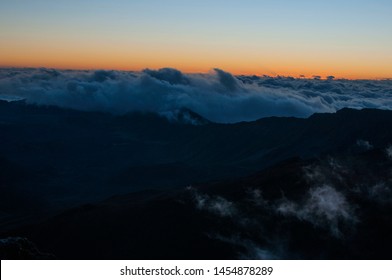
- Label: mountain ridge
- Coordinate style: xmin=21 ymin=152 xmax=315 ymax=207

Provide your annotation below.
xmin=1 ymin=100 xmax=392 ymax=234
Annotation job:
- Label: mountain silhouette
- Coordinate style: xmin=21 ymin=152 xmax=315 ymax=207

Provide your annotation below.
xmin=1 ymin=100 xmax=392 ymax=259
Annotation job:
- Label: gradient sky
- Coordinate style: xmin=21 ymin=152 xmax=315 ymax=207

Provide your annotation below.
xmin=1 ymin=0 xmax=391 ymax=79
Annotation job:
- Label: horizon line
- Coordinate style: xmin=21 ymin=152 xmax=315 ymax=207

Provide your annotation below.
xmin=0 ymin=65 xmax=391 ymax=81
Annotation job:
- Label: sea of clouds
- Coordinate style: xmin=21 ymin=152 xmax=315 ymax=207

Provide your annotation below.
xmin=0 ymin=67 xmax=391 ymax=123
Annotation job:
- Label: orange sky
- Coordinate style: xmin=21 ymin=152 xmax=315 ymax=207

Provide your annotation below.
xmin=1 ymin=45 xmax=390 ymax=80
xmin=1 ymin=1 xmax=391 ymax=80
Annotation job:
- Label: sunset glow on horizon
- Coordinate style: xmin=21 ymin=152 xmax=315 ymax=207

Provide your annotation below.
xmin=1 ymin=0 xmax=391 ymax=79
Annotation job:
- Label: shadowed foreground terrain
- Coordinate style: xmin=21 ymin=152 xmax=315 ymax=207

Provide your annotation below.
xmin=1 ymin=100 xmax=392 ymax=259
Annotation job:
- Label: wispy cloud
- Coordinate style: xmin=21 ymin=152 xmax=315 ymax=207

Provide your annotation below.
xmin=190 ymin=188 xmax=237 ymax=217
xmin=277 ymin=185 xmax=356 ymax=237
xmin=187 ymin=148 xmax=392 ymax=258
xmin=386 ymin=145 xmax=392 ymax=159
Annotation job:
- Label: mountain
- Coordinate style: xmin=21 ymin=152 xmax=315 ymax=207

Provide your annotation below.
xmin=5 ymin=148 xmax=392 ymax=259
xmin=1 ymin=100 xmax=392 ymax=259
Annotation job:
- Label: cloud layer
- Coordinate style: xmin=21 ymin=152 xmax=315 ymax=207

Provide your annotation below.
xmin=1 ymin=68 xmax=392 ymax=123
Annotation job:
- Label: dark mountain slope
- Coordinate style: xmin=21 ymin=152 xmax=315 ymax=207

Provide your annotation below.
xmin=5 ymin=147 xmax=392 ymax=259
xmin=1 ymin=100 xmax=392 ymax=231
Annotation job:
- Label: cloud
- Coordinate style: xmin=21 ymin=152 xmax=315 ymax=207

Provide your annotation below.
xmin=213 ymin=68 xmax=239 ymax=92
xmin=186 ymin=150 xmax=392 ymax=257
xmin=91 ymin=70 xmax=117 ymax=82
xmin=190 ymin=188 xmax=237 ymax=217
xmin=277 ymin=185 xmax=356 ymax=237
xmin=367 ymin=183 xmax=392 ymax=205
xmin=303 ymin=158 xmax=347 ymax=186
xmin=159 ymin=109 xmax=210 ymax=125
xmin=211 ymin=234 xmax=280 ymax=260
xmin=305 ymin=186 xmax=353 ymax=222
xmin=1 ymin=67 xmax=392 ymax=123
xmin=143 ymin=68 xmax=189 ymax=85
xmin=189 ymin=187 xmax=286 ymax=258
xmin=356 ymin=139 xmax=373 ymax=150
xmin=246 ymin=188 xmax=270 ymax=208
xmin=386 ymin=145 xmax=392 ymax=159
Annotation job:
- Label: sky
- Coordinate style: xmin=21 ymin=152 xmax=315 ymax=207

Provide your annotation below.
xmin=1 ymin=0 xmax=391 ymax=79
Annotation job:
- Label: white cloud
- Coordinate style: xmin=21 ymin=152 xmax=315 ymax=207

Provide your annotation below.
xmin=277 ymin=185 xmax=356 ymax=237
xmin=1 ymin=68 xmax=392 ymax=123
